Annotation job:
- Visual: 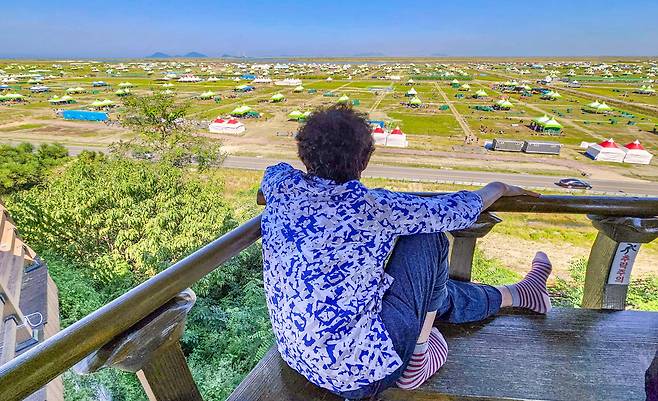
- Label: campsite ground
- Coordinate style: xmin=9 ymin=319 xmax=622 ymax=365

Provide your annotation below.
xmin=1 ymin=58 xmax=657 ymax=183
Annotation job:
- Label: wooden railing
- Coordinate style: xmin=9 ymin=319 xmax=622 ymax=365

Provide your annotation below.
xmin=0 ymin=194 xmax=657 ymax=401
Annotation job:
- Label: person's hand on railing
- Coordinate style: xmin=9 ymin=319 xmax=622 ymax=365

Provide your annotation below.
xmin=500 ymin=183 xmax=541 ymax=198
xmin=475 ymin=182 xmax=540 ymax=210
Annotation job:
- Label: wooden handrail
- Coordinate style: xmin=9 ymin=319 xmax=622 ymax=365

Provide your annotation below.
xmin=256 ymin=190 xmax=658 ymax=217
xmin=0 ymin=215 xmax=262 ymax=401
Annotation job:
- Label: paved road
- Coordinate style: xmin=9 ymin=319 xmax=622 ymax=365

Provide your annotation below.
xmin=15 ymin=143 xmax=658 ymax=196
xmin=223 ymin=156 xmax=658 ymax=196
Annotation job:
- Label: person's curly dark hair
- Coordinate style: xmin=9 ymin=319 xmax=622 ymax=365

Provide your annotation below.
xmin=296 ymin=105 xmax=375 ymax=183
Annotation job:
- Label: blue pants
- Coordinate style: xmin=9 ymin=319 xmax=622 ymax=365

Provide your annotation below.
xmin=339 ymin=232 xmax=502 ymax=400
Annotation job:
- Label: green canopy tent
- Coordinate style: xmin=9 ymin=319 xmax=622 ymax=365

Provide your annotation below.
xmin=541 ymin=90 xmax=562 ymax=100
xmin=474 ymin=89 xmax=488 ymax=98
xmin=50 ymin=95 xmax=75 ymax=104
xmin=270 ymin=93 xmax=285 ymax=102
xmin=450 ymin=79 xmax=460 ymax=88
xmin=494 ymin=99 xmax=513 ymax=110
xmin=542 ymin=118 xmax=563 ymax=134
xmin=90 ymin=99 xmax=114 ymax=109
xmin=408 ymin=96 xmax=422 ymax=106
xmin=585 ymin=100 xmax=612 ymax=114
xmin=530 ymin=115 xmax=550 ymax=130
xmin=66 ymin=87 xmax=85 ymax=94
xmin=118 ymin=82 xmax=134 ymax=88
xmin=288 ymin=110 xmax=304 ymax=121
xmin=337 ymin=94 xmax=350 ymax=104
xmin=293 ymin=85 xmax=305 ymax=93
xmin=405 ymin=88 xmax=417 ymax=97
xmin=200 ymin=91 xmax=216 ymax=100
xmin=115 ymin=89 xmax=131 ymax=96
xmin=459 ymin=83 xmax=471 ymax=91
xmin=230 ymin=105 xmax=253 ymax=116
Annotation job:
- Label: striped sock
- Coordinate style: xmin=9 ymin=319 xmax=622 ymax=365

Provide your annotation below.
xmin=396 ymin=328 xmax=448 ymax=390
xmin=506 ymin=251 xmax=553 ymax=314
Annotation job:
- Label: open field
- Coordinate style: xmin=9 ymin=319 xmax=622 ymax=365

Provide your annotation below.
xmin=1 ymin=58 xmax=657 ymax=185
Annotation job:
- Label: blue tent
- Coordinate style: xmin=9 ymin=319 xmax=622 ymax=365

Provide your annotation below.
xmin=241 ymin=74 xmax=256 ymax=80
xmin=368 ymin=120 xmax=385 ymax=128
xmin=61 ymin=110 xmax=108 ymax=121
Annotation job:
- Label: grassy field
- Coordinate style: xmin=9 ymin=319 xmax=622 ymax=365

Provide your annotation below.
xmin=1 ymin=58 xmax=657 ymax=181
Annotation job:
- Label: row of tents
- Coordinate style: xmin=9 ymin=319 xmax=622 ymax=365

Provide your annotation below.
xmin=585 ymin=139 xmax=653 ymax=164
xmin=372 ymin=126 xmax=408 ymax=148
xmin=288 ymin=110 xmax=312 ymax=121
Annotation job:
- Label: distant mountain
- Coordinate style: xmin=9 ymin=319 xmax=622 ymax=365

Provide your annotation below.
xmin=183 ymin=52 xmax=207 ymax=58
xmin=147 ymin=52 xmax=171 ymax=58
xmin=430 ymin=53 xmax=448 ymax=57
xmin=145 ymin=51 xmax=207 ymax=58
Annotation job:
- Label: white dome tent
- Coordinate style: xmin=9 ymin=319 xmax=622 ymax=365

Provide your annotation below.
xmin=385 ymin=126 xmax=408 ymax=148
xmin=585 ymin=139 xmax=626 ymax=163
xmin=208 ymin=118 xmax=245 ymax=134
xmin=622 ymin=140 xmax=653 ymax=165
xmin=372 ymin=126 xmax=388 ymax=146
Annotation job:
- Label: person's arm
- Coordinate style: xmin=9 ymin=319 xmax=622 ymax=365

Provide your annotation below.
xmin=370 ymin=183 xmax=540 ymax=236
xmin=474 ymin=182 xmax=540 ymax=210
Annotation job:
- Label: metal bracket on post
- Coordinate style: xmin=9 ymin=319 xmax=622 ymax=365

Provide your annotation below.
xmin=73 ymin=289 xmax=202 ymax=401
xmin=448 ymin=212 xmax=502 ymax=282
xmin=582 ymin=216 xmax=658 ymax=310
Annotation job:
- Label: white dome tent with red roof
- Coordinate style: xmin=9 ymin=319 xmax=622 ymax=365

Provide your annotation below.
xmin=585 ymin=138 xmax=626 ymax=163
xmin=622 ymin=140 xmax=653 ymax=164
xmin=385 ymin=126 xmax=408 ymax=148
xmin=208 ymin=117 xmax=246 ymax=134
xmin=372 ymin=126 xmax=388 ymax=146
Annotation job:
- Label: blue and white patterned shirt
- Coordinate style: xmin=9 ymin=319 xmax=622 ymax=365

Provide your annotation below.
xmin=260 ymin=163 xmax=483 ymax=393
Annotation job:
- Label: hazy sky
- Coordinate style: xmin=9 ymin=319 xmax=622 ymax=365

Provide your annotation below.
xmin=3 ymin=0 xmax=658 ymax=58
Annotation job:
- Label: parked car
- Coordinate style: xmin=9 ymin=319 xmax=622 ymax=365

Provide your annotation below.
xmin=555 ymin=178 xmax=592 ymax=190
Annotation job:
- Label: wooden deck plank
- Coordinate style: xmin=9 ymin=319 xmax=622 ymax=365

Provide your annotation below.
xmin=227 ymin=308 xmax=657 ymax=401
xmin=426 ymin=308 xmax=658 ymax=401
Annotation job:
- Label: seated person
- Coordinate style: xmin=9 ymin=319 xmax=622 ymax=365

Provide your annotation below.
xmin=259 ymin=105 xmax=553 ymax=400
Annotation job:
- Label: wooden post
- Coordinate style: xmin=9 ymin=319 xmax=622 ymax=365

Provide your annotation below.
xmin=139 ymin=341 xmax=202 ymax=401
xmin=73 ymin=290 xmax=202 ymax=401
xmin=448 ymin=212 xmax=502 ymax=282
xmin=582 ymin=216 xmax=658 ymax=310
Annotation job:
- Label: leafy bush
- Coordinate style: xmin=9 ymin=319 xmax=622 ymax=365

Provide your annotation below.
xmin=8 ymin=157 xmax=236 ymax=293
xmin=0 ymin=142 xmax=68 ymax=193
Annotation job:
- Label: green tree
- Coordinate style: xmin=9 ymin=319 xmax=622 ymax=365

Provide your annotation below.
xmin=0 ymin=142 xmax=68 ymax=194
xmin=114 ymin=92 xmax=225 ymax=169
